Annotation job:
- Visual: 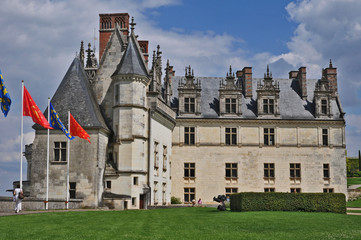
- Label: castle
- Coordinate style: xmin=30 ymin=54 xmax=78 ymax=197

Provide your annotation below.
xmin=25 ymin=13 xmax=346 ymax=209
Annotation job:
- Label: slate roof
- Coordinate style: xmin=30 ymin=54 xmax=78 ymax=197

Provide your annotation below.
xmin=40 ymin=57 xmax=108 ymax=130
xmin=171 ymin=76 xmax=343 ymax=120
xmin=112 ymin=34 xmax=148 ymax=77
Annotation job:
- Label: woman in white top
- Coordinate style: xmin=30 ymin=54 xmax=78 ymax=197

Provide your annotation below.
xmin=13 ymin=184 xmax=23 ymax=213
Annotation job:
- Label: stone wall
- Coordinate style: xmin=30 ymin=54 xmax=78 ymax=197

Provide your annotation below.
xmin=0 ymin=197 xmax=82 ymax=213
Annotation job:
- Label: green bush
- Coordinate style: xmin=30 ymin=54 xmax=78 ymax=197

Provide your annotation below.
xmin=171 ymin=196 xmax=182 ymax=204
xmin=230 ymin=192 xmax=346 ymax=214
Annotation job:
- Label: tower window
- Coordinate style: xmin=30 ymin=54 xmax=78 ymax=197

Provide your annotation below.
xmin=323 ymin=164 xmax=330 ymax=179
xmin=54 ymin=142 xmax=67 ymax=162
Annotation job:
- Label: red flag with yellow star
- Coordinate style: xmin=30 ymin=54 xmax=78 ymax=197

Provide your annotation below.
xmin=23 ymin=86 xmax=52 ymax=129
xmin=69 ymin=113 xmax=91 ymax=143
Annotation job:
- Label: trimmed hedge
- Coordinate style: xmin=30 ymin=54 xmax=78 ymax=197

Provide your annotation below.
xmin=230 ymin=192 xmax=346 ymax=214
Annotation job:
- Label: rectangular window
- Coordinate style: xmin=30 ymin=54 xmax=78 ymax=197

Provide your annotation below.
xmin=132 ymin=197 xmax=136 ymax=206
xmin=225 ymin=98 xmax=237 ymax=113
xmin=106 ymin=181 xmax=111 ymax=189
xmin=162 ymin=183 xmax=166 ymax=205
xmin=154 ymin=142 xmax=159 ymax=168
xmin=184 ymin=163 xmax=195 ymax=178
xmin=184 ymin=127 xmax=195 ymax=145
xmin=290 ymin=188 xmax=301 ymax=193
xmin=69 ymin=182 xmax=76 ymax=199
xmin=263 ymin=99 xmax=274 ymax=114
xmin=323 ymin=164 xmax=330 ymax=179
xmin=184 ymin=188 xmax=195 ymax=203
xmin=264 ymin=128 xmax=275 ymax=146
xmin=225 ymin=163 xmax=238 ymax=178
xmin=115 ymin=84 xmax=119 ymax=103
xmin=264 ymin=163 xmax=275 ymax=178
xmin=163 ymin=146 xmax=167 ymax=171
xmin=322 ymin=129 xmax=328 ymax=146
xmin=321 ymin=99 xmax=327 ymax=114
xmin=54 ymin=142 xmax=67 ymax=161
xmin=264 ymin=188 xmax=275 ymax=192
xmin=225 ymin=188 xmax=238 ymax=198
xmin=290 ymin=163 xmax=301 ymax=178
xmin=154 ymin=181 xmax=158 ymax=205
xmin=184 ymin=97 xmax=195 ymax=113
xmin=323 ymin=188 xmax=334 ymax=193
xmin=225 ymin=128 xmax=237 ymax=145
xmin=133 ymin=177 xmax=138 ymax=185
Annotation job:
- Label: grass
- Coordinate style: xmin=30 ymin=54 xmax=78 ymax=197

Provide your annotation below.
xmin=0 ymin=207 xmax=361 ymax=240
xmin=347 ymin=177 xmax=361 ymax=187
xmin=347 ymin=198 xmax=361 ymax=208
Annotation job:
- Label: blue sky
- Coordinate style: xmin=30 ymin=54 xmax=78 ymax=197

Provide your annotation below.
xmin=0 ymin=0 xmax=360 ymax=196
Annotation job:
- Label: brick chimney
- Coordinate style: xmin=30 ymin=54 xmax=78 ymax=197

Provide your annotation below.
xmin=323 ymin=60 xmax=337 ymax=98
xmin=99 ymin=13 xmax=130 ymax=61
xmin=237 ymin=67 xmax=252 ymax=98
xmin=138 ymin=40 xmax=149 ymax=65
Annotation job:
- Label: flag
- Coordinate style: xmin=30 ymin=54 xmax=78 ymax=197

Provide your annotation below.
xmin=69 ymin=113 xmax=90 ymax=143
xmin=50 ymin=103 xmax=74 ymax=140
xmin=0 ymin=70 xmax=11 ymax=117
xmin=23 ymin=86 xmax=52 ymax=129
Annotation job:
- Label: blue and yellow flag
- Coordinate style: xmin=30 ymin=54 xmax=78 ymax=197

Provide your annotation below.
xmin=0 ymin=70 xmax=11 ymax=117
xmin=50 ymin=103 xmax=74 ymax=140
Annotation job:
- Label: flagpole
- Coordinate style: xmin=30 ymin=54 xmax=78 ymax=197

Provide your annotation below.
xmin=66 ymin=110 xmax=70 ymax=209
xmin=20 ymin=81 xmax=24 ymax=189
xmin=46 ymin=98 xmax=50 ymax=210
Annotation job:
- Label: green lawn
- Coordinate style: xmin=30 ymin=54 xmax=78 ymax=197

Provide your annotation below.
xmin=1 ymin=208 xmax=361 ymax=240
xmin=347 ymin=177 xmax=361 ymax=187
xmin=347 ymin=198 xmax=361 ymax=208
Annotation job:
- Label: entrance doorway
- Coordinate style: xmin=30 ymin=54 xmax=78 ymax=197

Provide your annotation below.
xmin=140 ymin=194 xmax=145 ymax=209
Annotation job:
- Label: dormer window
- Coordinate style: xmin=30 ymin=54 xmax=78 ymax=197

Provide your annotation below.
xmin=177 ymin=66 xmax=201 ymax=116
xmin=219 ymin=66 xmax=242 ymax=116
xmin=314 ymin=76 xmax=332 ymax=118
xmin=256 ymin=66 xmax=280 ymax=118
xmin=185 ymin=97 xmax=195 ymax=113
xmin=263 ymin=99 xmax=274 ymax=114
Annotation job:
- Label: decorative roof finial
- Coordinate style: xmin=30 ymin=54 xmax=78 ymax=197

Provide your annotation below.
xmin=329 ymin=59 xmax=333 ymax=68
xmin=130 ymin=17 xmax=136 ymax=32
xmin=229 ymin=65 xmax=232 ymax=76
xmin=267 ymin=64 xmax=269 ymax=77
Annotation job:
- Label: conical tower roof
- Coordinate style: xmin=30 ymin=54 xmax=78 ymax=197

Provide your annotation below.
xmin=39 ymin=57 xmax=108 ymax=131
xmin=112 ymin=34 xmax=148 ymax=77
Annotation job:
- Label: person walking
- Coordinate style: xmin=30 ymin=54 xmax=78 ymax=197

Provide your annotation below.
xmin=13 ymin=184 xmax=23 ymax=213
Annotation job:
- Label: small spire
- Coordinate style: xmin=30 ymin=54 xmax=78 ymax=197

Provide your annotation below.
xmin=80 ymin=41 xmax=85 ymax=67
xmin=229 ymin=65 xmax=232 ymax=76
xmin=130 ymin=17 xmax=136 ymax=32
xmin=267 ymin=64 xmax=270 ymax=77
xmin=192 ymin=69 xmax=194 ymax=76
xmin=329 ymin=59 xmax=333 ymax=68
xmin=157 ymin=45 xmax=162 ymax=57
xmin=185 ymin=67 xmax=187 ymax=76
